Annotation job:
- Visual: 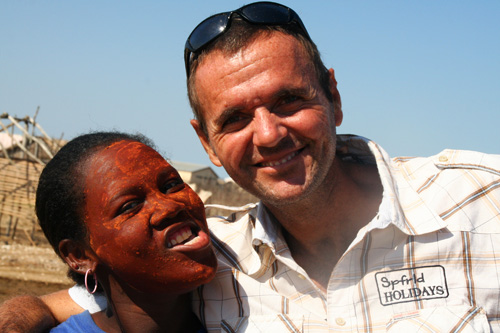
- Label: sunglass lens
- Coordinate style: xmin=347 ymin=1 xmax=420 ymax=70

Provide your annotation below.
xmin=189 ymin=13 xmax=230 ymax=51
xmin=241 ymin=3 xmax=290 ymax=24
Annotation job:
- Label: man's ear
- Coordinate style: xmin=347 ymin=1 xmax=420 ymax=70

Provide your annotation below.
xmin=327 ymin=68 xmax=343 ymax=126
xmin=190 ymin=119 xmax=222 ymax=167
xmin=58 ymin=239 xmax=96 ymax=274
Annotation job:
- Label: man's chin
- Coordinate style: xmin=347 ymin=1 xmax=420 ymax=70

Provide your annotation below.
xmin=257 ymin=183 xmax=313 ymax=207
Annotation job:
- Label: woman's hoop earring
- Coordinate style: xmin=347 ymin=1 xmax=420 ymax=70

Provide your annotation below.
xmin=85 ymin=269 xmax=98 ymax=294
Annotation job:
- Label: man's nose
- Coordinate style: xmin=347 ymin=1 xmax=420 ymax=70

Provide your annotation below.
xmin=252 ymin=108 xmax=287 ymax=147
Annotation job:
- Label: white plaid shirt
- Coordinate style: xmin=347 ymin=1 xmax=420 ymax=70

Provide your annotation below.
xmin=196 ymin=135 xmax=500 ymax=332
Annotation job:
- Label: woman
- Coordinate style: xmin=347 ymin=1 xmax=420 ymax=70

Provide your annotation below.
xmin=36 ymin=131 xmax=217 ymax=332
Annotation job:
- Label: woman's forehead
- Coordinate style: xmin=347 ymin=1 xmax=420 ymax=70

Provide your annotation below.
xmin=86 ymin=140 xmax=169 ymax=178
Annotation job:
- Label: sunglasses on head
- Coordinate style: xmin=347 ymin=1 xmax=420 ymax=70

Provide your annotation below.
xmin=184 ymin=1 xmax=310 ymax=77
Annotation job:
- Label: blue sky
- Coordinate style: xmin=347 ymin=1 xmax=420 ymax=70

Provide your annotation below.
xmin=1 ymin=1 xmax=499 ymax=179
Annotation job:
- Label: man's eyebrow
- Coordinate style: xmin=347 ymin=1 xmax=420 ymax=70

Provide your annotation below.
xmin=273 ymin=86 xmax=315 ymax=100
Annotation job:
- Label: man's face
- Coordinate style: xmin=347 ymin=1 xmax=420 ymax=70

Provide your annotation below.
xmin=191 ymin=32 xmax=343 ymax=206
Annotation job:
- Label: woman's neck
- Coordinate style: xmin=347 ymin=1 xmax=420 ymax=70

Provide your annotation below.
xmin=93 ymin=278 xmax=202 ymax=332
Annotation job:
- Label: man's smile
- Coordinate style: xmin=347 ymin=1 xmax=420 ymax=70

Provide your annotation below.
xmin=257 ymin=148 xmax=303 ymax=168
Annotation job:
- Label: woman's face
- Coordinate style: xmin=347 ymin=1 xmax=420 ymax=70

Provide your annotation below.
xmin=82 ymin=140 xmax=216 ymax=294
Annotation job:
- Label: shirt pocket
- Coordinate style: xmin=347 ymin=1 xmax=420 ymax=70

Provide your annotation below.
xmin=386 ymin=305 xmax=490 ymax=332
xmin=220 ymin=315 xmax=304 ymax=332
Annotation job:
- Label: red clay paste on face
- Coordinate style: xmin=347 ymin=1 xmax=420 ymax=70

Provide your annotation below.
xmin=83 ymin=140 xmax=216 ymax=294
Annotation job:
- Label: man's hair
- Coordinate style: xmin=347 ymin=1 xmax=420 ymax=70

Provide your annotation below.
xmin=187 ymin=17 xmax=333 ymax=137
xmin=36 ymin=131 xmax=155 ymax=284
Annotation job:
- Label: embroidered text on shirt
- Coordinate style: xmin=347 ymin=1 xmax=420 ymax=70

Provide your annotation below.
xmin=375 ymin=265 xmax=449 ymax=306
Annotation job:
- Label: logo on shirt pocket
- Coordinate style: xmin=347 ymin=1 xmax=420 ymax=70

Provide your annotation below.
xmin=375 ymin=265 xmax=449 ymax=306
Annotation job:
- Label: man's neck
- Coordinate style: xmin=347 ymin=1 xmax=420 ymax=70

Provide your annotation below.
xmin=265 ymin=158 xmax=383 ymax=291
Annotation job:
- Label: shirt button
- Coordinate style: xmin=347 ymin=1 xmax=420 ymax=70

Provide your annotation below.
xmin=335 ymin=317 xmax=346 ymax=326
xmin=297 ymin=274 xmax=306 ymax=280
xmin=439 ymin=155 xmax=448 ymax=162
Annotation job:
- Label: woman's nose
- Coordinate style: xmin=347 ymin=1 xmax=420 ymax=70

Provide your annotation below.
xmin=150 ymin=195 xmax=187 ymax=228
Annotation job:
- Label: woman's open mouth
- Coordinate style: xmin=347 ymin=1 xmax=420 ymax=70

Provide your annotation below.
xmin=167 ymin=225 xmax=197 ymax=248
xmin=165 ymin=222 xmax=210 ymax=252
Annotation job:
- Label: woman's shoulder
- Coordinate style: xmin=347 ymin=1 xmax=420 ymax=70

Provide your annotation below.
xmin=50 ymin=310 xmax=105 ymax=333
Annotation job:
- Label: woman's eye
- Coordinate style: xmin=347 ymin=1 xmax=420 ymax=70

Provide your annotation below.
xmin=118 ymin=200 xmax=141 ymax=216
xmin=160 ymin=179 xmax=184 ymax=194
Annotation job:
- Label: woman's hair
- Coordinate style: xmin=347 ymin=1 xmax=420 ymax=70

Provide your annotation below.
xmin=36 ymin=131 xmax=155 ymax=284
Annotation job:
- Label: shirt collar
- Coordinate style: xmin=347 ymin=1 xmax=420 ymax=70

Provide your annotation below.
xmin=253 ymin=203 xmax=280 ymax=247
xmin=251 ymin=135 xmax=449 ymax=250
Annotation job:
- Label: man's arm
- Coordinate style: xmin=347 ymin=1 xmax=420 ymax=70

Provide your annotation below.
xmin=0 ymin=289 xmax=83 ymax=332
xmin=41 ymin=289 xmax=85 ymax=324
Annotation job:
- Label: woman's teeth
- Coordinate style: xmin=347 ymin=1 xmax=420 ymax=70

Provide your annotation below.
xmin=167 ymin=226 xmax=194 ymax=248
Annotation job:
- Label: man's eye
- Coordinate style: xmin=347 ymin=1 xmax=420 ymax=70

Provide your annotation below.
xmin=224 ymin=115 xmax=243 ymax=126
xmin=283 ymin=95 xmax=300 ymax=104
xmin=160 ymin=179 xmax=184 ymax=194
xmin=273 ymin=95 xmax=304 ymax=116
xmin=279 ymin=95 xmax=304 ymax=107
xmin=222 ymin=114 xmax=249 ymax=132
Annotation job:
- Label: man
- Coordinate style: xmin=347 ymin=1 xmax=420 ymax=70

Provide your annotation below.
xmin=185 ymin=2 xmax=500 ymax=331
xmin=2 ymin=1 xmax=500 ymax=331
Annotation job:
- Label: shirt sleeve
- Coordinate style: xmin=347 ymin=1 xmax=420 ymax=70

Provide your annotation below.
xmin=68 ymin=285 xmax=107 ymax=313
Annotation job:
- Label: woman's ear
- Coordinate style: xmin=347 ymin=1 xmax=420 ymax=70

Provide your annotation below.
xmin=58 ymin=239 xmax=96 ymax=274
